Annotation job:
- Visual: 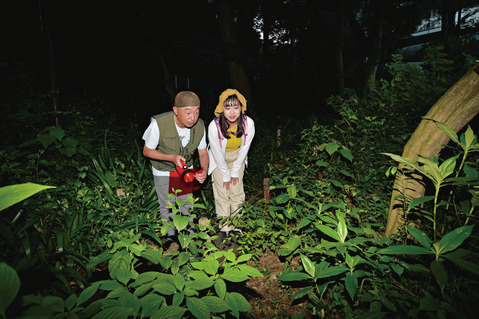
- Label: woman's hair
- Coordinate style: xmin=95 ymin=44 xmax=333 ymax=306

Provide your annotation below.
xmin=219 ymin=94 xmax=244 ymax=139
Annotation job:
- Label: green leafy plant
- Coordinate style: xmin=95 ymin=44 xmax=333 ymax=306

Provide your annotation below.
xmin=0 ymin=183 xmax=55 ymax=317
xmin=17 ymin=191 xmax=262 ymax=318
xmin=0 ymin=183 xmax=56 ymax=212
xmin=379 ymin=121 xmax=479 ymax=317
xmin=278 ymin=207 xmax=393 ymax=318
xmin=383 ymin=121 xmax=479 ymax=240
xmin=379 ymin=225 xmax=478 ymax=294
xmin=0 ymin=262 xmax=21 ymax=319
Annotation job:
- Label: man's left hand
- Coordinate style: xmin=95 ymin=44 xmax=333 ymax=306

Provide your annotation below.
xmin=195 ymin=169 xmax=207 ymax=184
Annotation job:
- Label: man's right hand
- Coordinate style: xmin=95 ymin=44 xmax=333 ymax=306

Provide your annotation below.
xmin=172 ymin=155 xmax=186 ymax=167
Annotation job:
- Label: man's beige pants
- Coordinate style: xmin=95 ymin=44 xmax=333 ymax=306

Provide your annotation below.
xmin=212 ymin=148 xmax=245 ymax=232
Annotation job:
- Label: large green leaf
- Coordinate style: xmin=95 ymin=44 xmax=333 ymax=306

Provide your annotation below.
xmin=407 ymin=196 xmax=435 ymax=212
xmin=378 ymin=245 xmax=431 ymax=255
xmin=177 ymin=252 xmax=190 ymax=267
xmin=0 ymin=263 xmax=20 ymax=317
xmin=141 ymin=250 xmax=163 ymax=264
xmin=337 ymin=214 xmax=348 ymax=243
xmin=172 ymin=292 xmax=184 ymax=307
xmin=118 ymin=291 xmax=140 ymax=314
xmin=292 ymin=286 xmax=313 ymax=301
xmin=203 ymin=259 xmax=220 ymax=276
xmin=214 ymin=278 xmax=227 ymax=299
xmin=37 ymin=133 xmax=56 ymax=148
xmin=463 ymin=126 xmax=476 ymax=150
xmin=0 ymin=183 xmax=56 ymax=212
xmin=151 ymin=304 xmax=187 ymax=319
xmin=438 ymin=225 xmax=474 ymax=255
xmin=174 ymin=273 xmax=185 ymax=291
xmin=407 ymin=226 xmax=432 ymax=249
xmin=185 ymin=277 xmax=215 ymax=290
xmin=275 ymin=193 xmax=290 ymax=204
xmin=227 ymin=292 xmax=251 ymax=312
xmin=345 ymin=272 xmax=358 ymax=300
xmin=433 ymin=121 xmax=461 ymax=148
xmin=65 ymin=293 xmax=78 ymax=312
xmin=297 ymin=217 xmax=313 ymax=230
xmin=221 ymin=268 xmax=249 ymax=283
xmin=315 ymin=264 xmax=349 ymax=279
xmin=140 ymin=293 xmax=164 ymax=318
xmin=49 ymin=126 xmax=66 ymax=140
xmin=153 ymin=282 xmax=177 ymax=295
xmin=225 ymin=293 xmax=239 ymax=318
xmin=430 ymin=260 xmax=447 ymax=295
xmin=279 ymin=270 xmax=311 ymax=281
xmin=91 ymin=306 xmax=133 ymax=319
xmin=237 ymin=264 xmax=264 ymax=278
xmin=278 ymin=235 xmax=301 ymax=256
xmin=381 ymin=153 xmax=422 ymax=173
xmin=237 ymin=254 xmax=253 ymax=263
xmin=419 ymin=293 xmax=439 ymax=311
xmin=418 ymin=156 xmax=442 ymax=185
xmin=300 ymin=254 xmax=315 ymax=278
xmin=201 ymin=296 xmax=231 ymax=313
xmin=316 ymin=224 xmax=341 ymax=242
xmin=326 ymin=142 xmax=340 ymax=155
xmin=100 ymin=280 xmax=122 ymax=292
xmin=186 ymin=297 xmax=210 ymax=319
xmin=439 ymin=155 xmax=459 ymax=179
xmin=444 ymin=250 xmax=479 ymax=276
xmin=109 ymin=250 xmax=132 ymax=285
xmin=173 ymin=215 xmax=190 ymax=232
xmin=287 ymin=184 xmax=297 ymax=199
xmin=77 ymin=282 xmax=101 ymax=306
xmin=340 ymin=147 xmax=354 ymax=162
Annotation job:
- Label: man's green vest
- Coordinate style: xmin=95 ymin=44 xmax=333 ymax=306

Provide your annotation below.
xmin=149 ymin=111 xmax=205 ymax=172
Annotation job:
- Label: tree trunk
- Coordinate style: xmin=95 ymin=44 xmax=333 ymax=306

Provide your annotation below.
xmin=335 ymin=0 xmax=345 ymax=97
xmin=363 ymin=0 xmax=384 ymax=89
xmin=441 ymin=0 xmax=458 ymax=45
xmin=216 ymin=0 xmax=253 ymax=107
xmin=38 ymin=0 xmax=60 ymax=127
xmin=261 ymin=0 xmax=274 ymax=71
xmin=385 ymin=63 xmax=479 ymax=237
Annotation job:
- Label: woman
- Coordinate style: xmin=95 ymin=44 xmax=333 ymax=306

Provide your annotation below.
xmin=208 ymin=88 xmax=255 ymax=242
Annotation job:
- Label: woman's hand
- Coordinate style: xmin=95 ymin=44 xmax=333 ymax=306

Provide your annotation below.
xmin=231 ymin=177 xmax=239 ymax=186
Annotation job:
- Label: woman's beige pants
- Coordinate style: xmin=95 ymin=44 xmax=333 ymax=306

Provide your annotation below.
xmin=212 ymin=148 xmax=245 ymax=232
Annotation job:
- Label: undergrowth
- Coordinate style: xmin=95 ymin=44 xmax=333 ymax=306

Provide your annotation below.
xmin=1 ymin=47 xmax=479 ymax=318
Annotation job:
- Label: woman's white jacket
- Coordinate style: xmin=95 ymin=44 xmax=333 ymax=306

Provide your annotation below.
xmin=207 ymin=116 xmax=255 ymax=182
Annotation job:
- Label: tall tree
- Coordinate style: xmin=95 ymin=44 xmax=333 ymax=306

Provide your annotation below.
xmin=336 ymin=0 xmax=345 ymax=97
xmin=39 ymin=0 xmax=60 ymax=126
xmin=361 ymin=0 xmax=385 ymax=88
xmin=385 ymin=62 xmax=479 ymax=237
xmin=215 ymin=0 xmax=254 ymax=109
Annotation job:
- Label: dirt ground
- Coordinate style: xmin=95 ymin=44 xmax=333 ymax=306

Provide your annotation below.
xmin=245 ymin=252 xmax=312 ymax=318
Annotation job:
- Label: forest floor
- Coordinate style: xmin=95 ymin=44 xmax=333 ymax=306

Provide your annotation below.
xmin=245 ymin=252 xmax=312 ymax=318
xmin=211 ymin=233 xmax=312 ymax=318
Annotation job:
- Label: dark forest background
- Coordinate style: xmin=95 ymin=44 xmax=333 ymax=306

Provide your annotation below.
xmin=3 ymin=0 xmax=478 ymax=129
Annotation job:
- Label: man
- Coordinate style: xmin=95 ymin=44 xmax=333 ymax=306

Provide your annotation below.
xmin=142 ymin=91 xmax=209 ymax=241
